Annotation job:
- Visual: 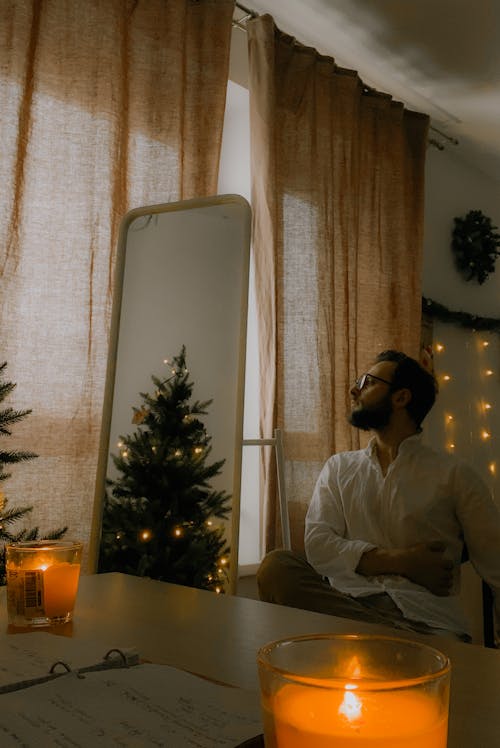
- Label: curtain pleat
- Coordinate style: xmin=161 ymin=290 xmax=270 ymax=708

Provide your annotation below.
xmin=248 ymin=15 xmax=429 ymax=552
xmin=0 ymin=0 xmax=234 ymax=571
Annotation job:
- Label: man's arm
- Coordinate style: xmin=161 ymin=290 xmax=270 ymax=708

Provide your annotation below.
xmin=356 ymin=541 xmax=454 ymax=596
xmin=304 ymin=461 xmax=377 ymax=578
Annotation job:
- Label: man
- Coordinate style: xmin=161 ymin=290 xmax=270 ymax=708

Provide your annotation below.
xmin=257 ymin=350 xmax=500 ymax=642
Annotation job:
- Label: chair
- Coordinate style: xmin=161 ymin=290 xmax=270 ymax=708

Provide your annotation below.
xmin=242 ymin=428 xmax=290 ymax=550
xmin=461 ymin=545 xmax=495 ymax=648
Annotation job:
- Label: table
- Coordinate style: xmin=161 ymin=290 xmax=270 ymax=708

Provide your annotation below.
xmin=1 ymin=572 xmax=499 ymax=745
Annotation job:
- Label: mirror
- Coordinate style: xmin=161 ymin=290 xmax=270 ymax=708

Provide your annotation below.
xmin=91 ymin=195 xmax=251 ymax=594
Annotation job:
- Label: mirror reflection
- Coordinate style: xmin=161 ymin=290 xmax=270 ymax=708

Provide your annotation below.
xmin=93 ymin=195 xmax=251 ymax=594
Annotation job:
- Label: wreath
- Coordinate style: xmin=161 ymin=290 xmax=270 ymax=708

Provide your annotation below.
xmin=451 ymin=210 xmax=500 ymax=285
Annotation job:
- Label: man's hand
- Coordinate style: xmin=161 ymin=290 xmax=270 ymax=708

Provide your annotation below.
xmin=357 ymin=541 xmax=454 ymax=596
xmin=398 ymin=541 xmax=454 ymax=596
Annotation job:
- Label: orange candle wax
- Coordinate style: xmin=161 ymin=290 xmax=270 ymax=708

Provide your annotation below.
xmin=43 ymin=561 xmax=81 ymax=617
xmin=263 ymin=684 xmax=448 ymax=747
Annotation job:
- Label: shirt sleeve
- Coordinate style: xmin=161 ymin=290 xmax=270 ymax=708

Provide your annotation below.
xmin=304 ymin=456 xmax=376 ymax=580
xmin=454 ymin=462 xmax=500 ymax=644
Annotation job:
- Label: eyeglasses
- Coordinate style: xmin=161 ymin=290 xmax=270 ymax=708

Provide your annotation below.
xmin=354 ymin=373 xmax=393 ymax=390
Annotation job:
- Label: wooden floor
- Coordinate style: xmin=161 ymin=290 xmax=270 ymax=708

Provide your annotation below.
xmin=236 ymin=574 xmax=259 ymax=600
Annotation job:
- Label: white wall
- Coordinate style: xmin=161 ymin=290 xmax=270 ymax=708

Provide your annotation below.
xmin=422 ymin=147 xmax=500 ymax=318
xmin=422 ymin=147 xmax=500 ymax=488
xmin=421 ymin=147 xmax=500 ymax=642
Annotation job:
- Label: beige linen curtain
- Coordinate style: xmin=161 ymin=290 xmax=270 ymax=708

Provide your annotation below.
xmin=247 ymin=15 xmax=429 ymax=551
xmin=0 ymin=0 xmax=234 ymax=570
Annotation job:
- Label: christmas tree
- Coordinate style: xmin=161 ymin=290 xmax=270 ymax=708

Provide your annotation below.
xmin=0 ymin=361 xmax=67 ymax=584
xmin=99 ymin=346 xmax=232 ymax=592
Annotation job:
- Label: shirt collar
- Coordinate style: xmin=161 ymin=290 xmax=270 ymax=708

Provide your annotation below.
xmin=365 ymin=431 xmax=423 ymax=461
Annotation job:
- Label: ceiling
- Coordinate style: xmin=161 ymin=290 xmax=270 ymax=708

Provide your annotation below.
xmin=234 ymin=0 xmax=500 ymax=186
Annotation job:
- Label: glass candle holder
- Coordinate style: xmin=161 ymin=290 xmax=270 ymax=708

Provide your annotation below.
xmin=257 ymin=633 xmax=450 ymax=747
xmin=6 ymin=540 xmax=83 ymax=627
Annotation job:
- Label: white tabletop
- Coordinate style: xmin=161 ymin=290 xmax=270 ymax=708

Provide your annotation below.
xmin=1 ymin=572 xmax=499 ymax=746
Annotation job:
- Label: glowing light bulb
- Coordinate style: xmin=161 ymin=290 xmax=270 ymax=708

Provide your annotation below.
xmin=484 ymin=402 xmax=492 ymax=411
xmin=117 ymin=440 xmax=123 ymax=448
xmin=483 ymin=341 xmax=490 ymax=348
xmin=435 ymin=343 xmax=444 ymax=352
xmin=174 ymin=449 xmax=182 ymax=457
xmin=448 ymin=443 xmax=455 ymax=451
xmin=174 ymin=527 xmax=182 ymax=537
xmin=140 ymin=530 xmax=152 ymax=541
xmin=446 ymin=414 xmax=453 ymax=423
xmin=194 ymin=446 xmax=203 ymax=454
xmin=206 ymin=520 xmax=213 ymax=527
xmin=481 ymin=430 xmax=491 ymax=440
xmin=220 ymin=557 xmax=227 ymax=566
xmin=489 ymin=462 xmax=496 ymax=476
xmin=215 ymin=587 xmax=222 ymax=594
xmin=485 ymin=369 xmax=494 ymax=377
xmin=442 ymin=374 xmax=451 ymax=382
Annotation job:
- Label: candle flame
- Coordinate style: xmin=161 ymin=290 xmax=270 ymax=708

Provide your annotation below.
xmin=338 ymin=687 xmax=362 ymax=721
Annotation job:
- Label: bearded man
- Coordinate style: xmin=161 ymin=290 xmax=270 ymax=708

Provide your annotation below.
xmin=257 ymin=350 xmax=500 ymax=643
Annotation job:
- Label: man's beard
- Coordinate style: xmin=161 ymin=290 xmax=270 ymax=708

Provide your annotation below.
xmin=348 ymin=392 xmax=393 ymax=431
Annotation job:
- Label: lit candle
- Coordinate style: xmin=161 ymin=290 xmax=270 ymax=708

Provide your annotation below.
xmin=258 ymin=635 xmax=450 ymax=748
xmin=6 ymin=540 xmax=83 ymax=627
xmin=264 ymin=683 xmax=447 ymax=746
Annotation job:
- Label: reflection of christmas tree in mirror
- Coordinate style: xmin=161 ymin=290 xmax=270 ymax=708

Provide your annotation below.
xmin=99 ymin=346 xmax=231 ymax=593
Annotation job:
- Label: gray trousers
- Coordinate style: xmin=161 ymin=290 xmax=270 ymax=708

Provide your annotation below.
xmin=257 ymin=549 xmax=470 ymax=641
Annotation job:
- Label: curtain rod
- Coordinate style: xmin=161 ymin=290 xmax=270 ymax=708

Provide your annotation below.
xmin=233 ymin=1 xmax=257 ymax=30
xmin=232 ymin=2 xmax=458 ymax=151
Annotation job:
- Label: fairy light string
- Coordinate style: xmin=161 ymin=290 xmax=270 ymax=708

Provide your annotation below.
xmin=431 ymin=321 xmax=497 ymax=500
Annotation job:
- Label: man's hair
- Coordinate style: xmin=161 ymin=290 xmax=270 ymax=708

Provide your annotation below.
xmin=375 ymin=350 xmax=437 ymax=427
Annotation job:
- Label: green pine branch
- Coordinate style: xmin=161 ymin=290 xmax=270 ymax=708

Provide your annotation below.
xmin=0 ymin=361 xmax=67 ymax=584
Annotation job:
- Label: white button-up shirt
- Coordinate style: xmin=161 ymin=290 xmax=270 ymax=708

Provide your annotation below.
xmin=305 ymin=433 xmax=500 ymax=636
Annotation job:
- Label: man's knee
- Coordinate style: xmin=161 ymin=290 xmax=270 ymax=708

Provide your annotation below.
xmin=257 ymin=549 xmax=312 ymax=605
